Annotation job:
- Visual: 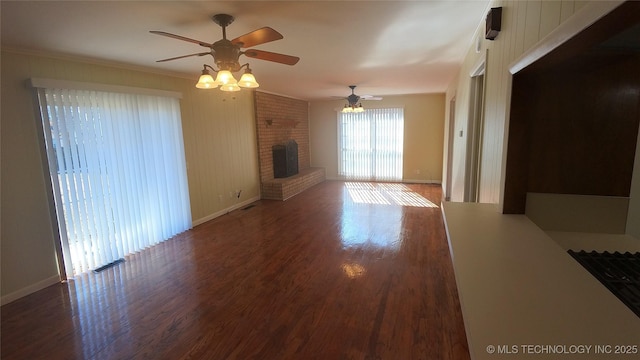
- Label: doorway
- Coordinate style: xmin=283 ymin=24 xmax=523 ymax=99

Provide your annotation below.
xmin=464 ymin=61 xmax=485 ymax=203
xmin=445 ymin=97 xmax=456 ymax=201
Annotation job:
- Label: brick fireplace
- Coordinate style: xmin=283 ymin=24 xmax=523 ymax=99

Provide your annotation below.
xmin=254 ymin=91 xmax=324 ymax=200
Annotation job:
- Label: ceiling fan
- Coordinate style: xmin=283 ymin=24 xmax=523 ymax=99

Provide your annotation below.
xmin=150 ymin=14 xmax=300 ymax=91
xmin=338 ymin=85 xmax=382 ymax=113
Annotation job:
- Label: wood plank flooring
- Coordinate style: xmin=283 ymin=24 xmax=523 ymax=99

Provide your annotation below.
xmin=1 ymin=181 xmax=469 ymax=360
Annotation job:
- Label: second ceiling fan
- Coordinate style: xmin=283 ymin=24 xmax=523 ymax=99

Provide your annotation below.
xmin=339 ymin=85 xmax=382 ymax=113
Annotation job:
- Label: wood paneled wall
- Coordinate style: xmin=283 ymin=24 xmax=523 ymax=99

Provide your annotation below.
xmin=503 ymin=2 xmax=640 ymax=213
xmin=445 ymin=0 xmax=594 ymax=204
xmin=529 ymin=53 xmax=639 ymax=195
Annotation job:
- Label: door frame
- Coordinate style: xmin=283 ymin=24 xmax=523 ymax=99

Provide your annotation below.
xmin=464 ymin=53 xmax=487 ymax=203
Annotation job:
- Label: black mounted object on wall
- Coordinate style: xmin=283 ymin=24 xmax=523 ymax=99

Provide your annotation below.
xmin=485 ymin=7 xmax=502 ymax=40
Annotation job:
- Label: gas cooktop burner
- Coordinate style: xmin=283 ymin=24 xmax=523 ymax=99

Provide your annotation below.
xmin=568 ymin=250 xmax=640 ymax=318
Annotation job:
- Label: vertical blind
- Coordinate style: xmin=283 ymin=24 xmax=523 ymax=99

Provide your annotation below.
xmin=35 ymin=86 xmax=192 ymax=276
xmin=338 ymin=108 xmax=404 ymax=181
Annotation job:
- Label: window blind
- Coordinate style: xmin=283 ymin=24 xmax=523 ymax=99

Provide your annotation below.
xmin=35 ymin=86 xmax=191 ymax=276
xmin=338 ymin=108 xmax=404 ymax=181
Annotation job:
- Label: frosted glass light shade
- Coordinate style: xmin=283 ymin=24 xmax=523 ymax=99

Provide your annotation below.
xmin=215 ymin=70 xmax=237 ymax=86
xmin=195 ymin=73 xmax=217 ymax=89
xmin=238 ymin=72 xmax=259 ymax=88
xmin=220 ymin=83 xmax=241 ymax=92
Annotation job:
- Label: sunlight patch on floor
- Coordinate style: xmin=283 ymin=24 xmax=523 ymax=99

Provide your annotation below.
xmin=345 ymin=182 xmax=438 ymax=208
xmin=341 ymin=262 xmax=366 ymax=278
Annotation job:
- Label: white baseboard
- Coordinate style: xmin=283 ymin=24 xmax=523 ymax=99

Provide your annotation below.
xmin=1 ymin=275 xmax=61 ymax=305
xmin=191 ymin=196 xmax=260 ymax=227
xmin=325 ymin=176 xmax=441 ymax=184
xmin=402 ymin=179 xmax=442 ymax=184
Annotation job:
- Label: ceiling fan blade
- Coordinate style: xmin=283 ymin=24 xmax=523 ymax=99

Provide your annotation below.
xmin=156 ymin=52 xmax=212 ymax=63
xmin=150 ymin=31 xmax=212 ymax=48
xmin=243 ymin=49 xmax=300 ymax=65
xmin=361 ymin=96 xmax=383 ymax=100
xmin=231 ymin=27 xmax=283 ymax=48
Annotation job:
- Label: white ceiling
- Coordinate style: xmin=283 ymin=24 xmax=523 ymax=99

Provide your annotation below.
xmin=1 ymin=1 xmax=491 ymax=101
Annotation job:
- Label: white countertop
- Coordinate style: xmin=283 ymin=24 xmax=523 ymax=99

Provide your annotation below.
xmin=442 ymin=202 xmax=640 ymax=360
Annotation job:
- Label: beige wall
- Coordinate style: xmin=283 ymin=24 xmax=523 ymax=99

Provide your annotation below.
xmin=445 ymin=0 xmax=594 ymax=204
xmin=309 ymin=94 xmax=445 ymax=182
xmin=1 ymin=50 xmax=261 ymax=301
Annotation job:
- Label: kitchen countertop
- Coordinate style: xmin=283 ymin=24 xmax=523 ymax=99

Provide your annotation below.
xmin=442 ymin=202 xmax=640 ymax=360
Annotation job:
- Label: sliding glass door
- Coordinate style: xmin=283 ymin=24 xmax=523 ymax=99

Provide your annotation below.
xmin=338 ymin=108 xmax=404 ymax=181
xmin=34 ymin=85 xmax=191 ymax=276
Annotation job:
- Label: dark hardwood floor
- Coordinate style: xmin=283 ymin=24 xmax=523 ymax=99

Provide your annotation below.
xmin=1 ymin=181 xmax=469 ymax=360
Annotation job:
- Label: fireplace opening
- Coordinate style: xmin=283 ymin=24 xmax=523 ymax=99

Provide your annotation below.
xmin=273 ymin=140 xmax=298 ymax=178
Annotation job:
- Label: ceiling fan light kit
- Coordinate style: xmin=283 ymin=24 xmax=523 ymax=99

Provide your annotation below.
xmin=342 ymin=103 xmax=364 ymax=113
xmin=152 ymin=13 xmax=299 ymax=92
xmin=340 ymin=85 xmax=376 ymax=113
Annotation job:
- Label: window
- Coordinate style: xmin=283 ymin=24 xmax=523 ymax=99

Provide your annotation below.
xmin=33 ymin=83 xmax=191 ymax=276
xmin=338 ymin=108 xmax=404 ymax=181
